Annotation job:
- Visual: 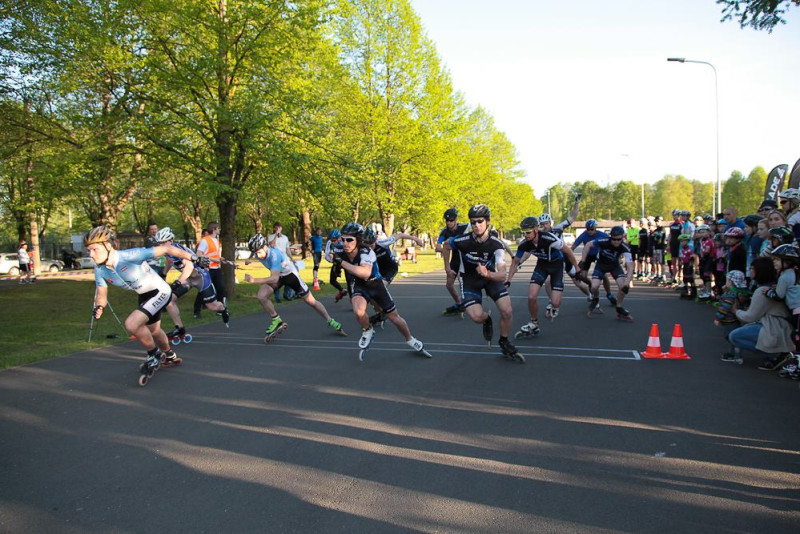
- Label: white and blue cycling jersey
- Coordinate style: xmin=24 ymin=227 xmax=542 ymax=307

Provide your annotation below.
xmin=94 ymin=248 xmax=170 ymax=294
xmin=573 ymin=230 xmax=608 ymax=249
xmin=256 ymin=246 xmax=297 ymax=277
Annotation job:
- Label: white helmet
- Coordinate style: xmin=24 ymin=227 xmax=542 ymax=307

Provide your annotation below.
xmin=538 ymin=213 xmax=552 ymax=224
xmin=155 ymin=227 xmax=174 ymax=243
xmin=779 ymin=188 xmax=800 ymax=201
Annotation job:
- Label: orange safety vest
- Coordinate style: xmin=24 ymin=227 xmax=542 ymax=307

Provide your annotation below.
xmin=199 ymin=235 xmax=222 ymax=269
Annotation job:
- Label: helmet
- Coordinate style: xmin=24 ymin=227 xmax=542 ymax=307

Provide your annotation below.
xmin=779 ymin=188 xmax=800 ymax=201
xmin=155 ymin=227 xmax=174 ymax=243
xmin=771 ymin=244 xmax=800 ymax=261
xmin=585 ymin=218 xmax=598 ymax=230
xmin=247 ymin=233 xmax=267 ymax=252
xmin=768 ymin=226 xmax=794 ymax=244
xmin=341 ymin=222 xmax=364 ymax=237
xmin=328 ymin=229 xmax=341 ymax=239
xmin=362 ymin=228 xmax=377 ymax=245
xmin=681 ymin=210 xmax=691 ymax=217
xmin=713 ymin=232 xmax=724 ymax=243
xmin=723 ymin=227 xmax=745 ymax=239
xmin=671 ymin=209 xmax=680 ymax=216
xmin=443 ymin=208 xmax=458 ymax=221
xmin=695 ymin=224 xmax=711 ymax=233
xmin=703 ymin=213 xmax=714 ymax=221
xmin=609 ymin=226 xmax=625 ymax=237
xmin=520 ymin=216 xmax=539 ymax=230
xmin=85 ymin=226 xmax=113 ymax=246
xmin=654 ymin=215 xmax=663 ymax=222
xmin=468 ymin=204 xmax=491 ymax=220
xmin=678 ymin=233 xmax=692 ymax=242
xmin=538 ymin=213 xmax=552 ymax=224
xmin=640 ymin=218 xmax=647 ymax=225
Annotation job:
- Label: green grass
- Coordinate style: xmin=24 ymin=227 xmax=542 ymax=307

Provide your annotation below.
xmin=0 ymin=251 xmax=445 ymax=369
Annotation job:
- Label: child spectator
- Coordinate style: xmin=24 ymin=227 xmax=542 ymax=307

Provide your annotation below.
xmin=713 ymin=233 xmax=727 ymax=296
xmin=715 ymin=270 xmax=750 ymax=362
xmin=651 ymin=223 xmax=666 ymax=284
xmin=695 ymin=225 xmax=715 ymax=299
xmin=756 ymin=218 xmax=771 ymax=256
xmin=723 ymin=227 xmax=747 ymax=275
xmin=678 ymin=234 xmax=696 ymax=300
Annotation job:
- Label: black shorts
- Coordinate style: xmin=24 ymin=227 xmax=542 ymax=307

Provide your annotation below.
xmin=278 ymin=272 xmax=309 ymax=298
xmin=531 ymin=261 xmax=565 ymax=291
xmin=629 ymin=244 xmax=639 ymax=259
xmin=382 ymin=267 xmax=398 ymax=285
xmin=460 ymin=274 xmax=509 ymax=308
xmin=312 ymin=251 xmax=322 ymax=269
xmin=19 ymin=263 xmax=31 ymax=273
xmin=669 ymin=242 xmax=680 ymax=259
xmin=198 ymin=283 xmax=217 ymax=304
xmin=137 ymin=288 xmax=172 ymax=325
xmin=349 ymin=278 xmax=397 ymax=314
xmin=592 ymin=262 xmax=625 ymax=280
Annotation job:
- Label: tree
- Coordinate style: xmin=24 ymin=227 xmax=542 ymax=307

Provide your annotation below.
xmin=721 ymin=167 xmax=766 ymax=215
xmin=718 ymin=0 xmax=800 ymax=32
xmin=650 ymin=175 xmax=694 ymax=217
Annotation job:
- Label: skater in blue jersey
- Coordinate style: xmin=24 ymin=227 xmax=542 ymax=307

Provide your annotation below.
xmin=583 ymin=226 xmax=635 ymax=321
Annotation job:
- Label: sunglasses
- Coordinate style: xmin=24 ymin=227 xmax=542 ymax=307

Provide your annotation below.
xmin=341 ymin=237 xmax=357 ymax=243
xmin=445 ymin=218 xmax=456 ymax=222
xmin=522 ymin=229 xmax=535 ymax=234
xmin=470 ymin=218 xmax=486 ymax=224
xmin=610 ymin=237 xmax=623 ymax=242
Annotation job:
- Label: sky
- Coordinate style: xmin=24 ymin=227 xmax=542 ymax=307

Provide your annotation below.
xmin=410 ymin=0 xmax=800 ymax=198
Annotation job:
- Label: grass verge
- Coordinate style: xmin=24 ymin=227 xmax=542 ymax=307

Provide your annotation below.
xmin=0 ymin=251 xmax=444 ymax=369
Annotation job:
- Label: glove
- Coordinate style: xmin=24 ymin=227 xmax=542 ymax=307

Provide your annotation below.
xmin=192 ymin=255 xmax=211 ymax=269
xmin=171 ymin=279 xmax=189 ymax=298
xmin=765 ymin=287 xmax=778 ymax=300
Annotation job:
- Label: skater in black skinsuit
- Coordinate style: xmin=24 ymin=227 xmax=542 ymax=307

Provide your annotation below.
xmin=583 ymin=226 xmax=635 ymax=321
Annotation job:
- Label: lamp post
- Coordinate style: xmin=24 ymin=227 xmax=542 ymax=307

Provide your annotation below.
xmin=667 ymin=57 xmax=720 ymax=216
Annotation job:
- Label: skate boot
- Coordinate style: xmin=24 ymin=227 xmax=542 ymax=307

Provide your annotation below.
xmin=161 ymin=349 xmax=183 ymax=367
xmin=264 ymin=316 xmax=287 ymax=343
xmin=334 ymin=289 xmax=348 ymax=302
xmin=482 ymin=313 xmax=493 ymax=347
xmin=138 ymin=349 xmax=163 ymax=386
xmin=616 ymin=306 xmax=633 ymax=322
xmin=442 ymin=304 xmax=462 ymax=316
xmin=545 ymin=302 xmax=553 ymax=319
xmin=167 ymin=326 xmax=192 ymax=345
xmin=514 ymin=320 xmax=540 ymax=340
xmin=221 ymin=308 xmax=230 ymax=327
xmin=499 ymin=337 xmax=525 ymax=363
xmin=407 ymin=337 xmax=432 ymax=358
xmin=548 ymin=306 xmax=559 ymax=320
xmin=587 ymin=297 xmax=601 ymax=317
xmin=358 ymin=327 xmax=375 ymax=361
xmin=606 ymin=293 xmax=618 ymax=307
xmin=328 ymin=318 xmax=347 ymax=337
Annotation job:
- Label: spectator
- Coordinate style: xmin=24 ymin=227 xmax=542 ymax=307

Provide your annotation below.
xmin=758 ymin=199 xmax=778 ymax=217
xmin=766 ymin=209 xmax=787 ymax=228
xmin=17 ymin=240 xmax=35 ymax=284
xmin=722 ymin=207 xmax=745 ymax=231
xmin=766 ymin=244 xmax=800 ymax=378
xmin=743 ymin=214 xmax=764 ymax=271
xmin=268 ymin=222 xmax=295 ymax=301
xmin=678 ymin=234 xmax=696 ymax=299
xmin=144 ymin=222 xmax=166 ymax=279
xmin=778 ymin=188 xmax=800 ymax=245
xmin=723 ymin=227 xmax=747 ymax=275
xmin=728 ymin=256 xmax=793 ymax=369
xmin=309 ymin=228 xmax=324 ymax=289
xmin=194 ymin=222 xmax=227 ymax=317
xmin=756 ymin=218 xmax=771 ymax=256
xmin=716 ymin=270 xmax=750 ymax=361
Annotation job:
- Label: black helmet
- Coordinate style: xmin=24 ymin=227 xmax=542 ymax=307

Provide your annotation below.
xmin=743 ymin=214 xmax=763 ymax=227
xmin=444 ymin=208 xmax=458 ymax=221
xmin=610 ymin=225 xmax=625 ymax=237
xmin=520 ymin=216 xmax=539 ymax=230
xmin=362 ymin=228 xmax=377 ymax=245
xmin=771 ymin=244 xmax=800 ymax=261
xmin=585 ymin=218 xmax=597 ymax=230
xmin=768 ymin=226 xmax=794 ymax=244
xmin=468 ymin=204 xmax=491 ymax=220
xmin=341 ymin=222 xmax=364 ymax=237
xmin=247 ymin=233 xmax=267 ymax=252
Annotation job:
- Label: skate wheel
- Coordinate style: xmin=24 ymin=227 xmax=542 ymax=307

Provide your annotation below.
xmin=147 ymin=369 xmax=155 ymax=378
xmin=138 ymin=374 xmax=148 ymax=386
xmin=139 ymin=363 xmax=146 ymax=372
xmin=514 ymin=353 xmax=526 ymax=364
xmin=338 ymin=330 xmax=348 ymax=337
xmin=359 ymin=349 xmax=367 ymax=361
xmin=514 ymin=331 xmax=523 ymax=340
xmin=264 ymin=335 xmax=272 ymax=344
xmin=171 ymin=337 xmax=180 ymax=346
xmin=183 ymin=334 xmax=193 ymax=343
xmin=420 ymin=349 xmax=433 ymax=358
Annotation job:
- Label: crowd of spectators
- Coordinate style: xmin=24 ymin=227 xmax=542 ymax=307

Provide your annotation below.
xmin=618 ymin=190 xmax=800 ymax=378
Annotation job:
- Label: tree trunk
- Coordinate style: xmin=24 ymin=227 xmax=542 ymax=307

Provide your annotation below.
xmin=300 ymin=199 xmax=312 ymax=258
xmin=24 ymin=100 xmax=40 ymax=274
xmin=217 ymin=193 xmax=237 ymax=298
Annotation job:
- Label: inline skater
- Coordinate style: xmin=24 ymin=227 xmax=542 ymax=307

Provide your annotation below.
xmin=506 ymin=216 xmax=583 ymax=338
xmin=333 ymin=222 xmax=430 ymax=360
xmin=539 ymin=194 xmax=590 ymax=300
xmin=571 ymin=219 xmax=616 ymax=306
xmin=324 ymin=229 xmax=348 ymax=302
xmin=362 ymin=227 xmax=425 ymax=327
xmin=667 ymin=210 xmax=683 ymax=285
xmin=582 ymin=225 xmax=635 ymax=321
xmin=637 ymin=218 xmax=651 ymax=280
xmin=85 ymin=225 xmax=208 ymax=385
xmin=244 ymin=233 xmax=345 ymax=342
xmin=442 ymin=204 xmax=524 ymax=362
xmin=436 ymin=208 xmax=471 ymax=315
xmin=651 ymin=220 xmax=666 ymax=284
xmin=156 ymin=227 xmax=230 ymax=343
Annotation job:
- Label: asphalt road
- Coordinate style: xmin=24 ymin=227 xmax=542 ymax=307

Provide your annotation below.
xmin=1 ymin=265 xmax=799 ymax=533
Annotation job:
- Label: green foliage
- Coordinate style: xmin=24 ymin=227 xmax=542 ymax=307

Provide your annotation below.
xmin=717 ymin=0 xmax=800 ymax=32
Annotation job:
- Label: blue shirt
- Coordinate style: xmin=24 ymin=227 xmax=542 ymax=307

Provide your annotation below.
xmin=310 ymin=235 xmax=323 ymax=253
xmin=574 ymin=230 xmax=608 ymax=247
xmin=256 ymin=247 xmax=289 ymax=274
xmin=94 ymin=248 xmax=169 ymax=294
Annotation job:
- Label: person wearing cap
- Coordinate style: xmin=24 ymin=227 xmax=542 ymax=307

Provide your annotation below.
xmin=758 ymin=199 xmax=778 ymax=216
xmin=714 ymin=269 xmax=751 ymax=361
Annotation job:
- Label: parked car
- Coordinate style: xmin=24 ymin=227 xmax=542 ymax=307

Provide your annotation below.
xmin=77 ymin=256 xmax=96 ymax=269
xmin=562 ymin=232 xmax=576 ymax=247
xmin=234 ymin=247 xmax=251 ymax=260
xmin=0 ymin=253 xmax=63 ymax=275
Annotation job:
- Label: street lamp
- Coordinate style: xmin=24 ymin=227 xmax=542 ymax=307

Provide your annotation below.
xmin=667 ymin=57 xmax=720 ymax=215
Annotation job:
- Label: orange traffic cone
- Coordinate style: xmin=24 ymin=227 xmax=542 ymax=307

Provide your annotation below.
xmin=641 ymin=323 xmax=664 ymax=359
xmin=664 ymin=323 xmax=691 ymax=359
xmin=313 ymin=278 xmax=320 ymax=291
